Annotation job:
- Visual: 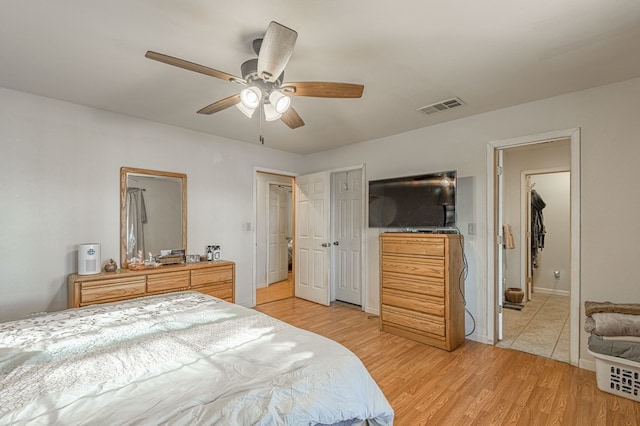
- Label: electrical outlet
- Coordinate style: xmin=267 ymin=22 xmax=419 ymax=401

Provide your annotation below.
xmin=468 ymin=223 xmax=477 ymax=235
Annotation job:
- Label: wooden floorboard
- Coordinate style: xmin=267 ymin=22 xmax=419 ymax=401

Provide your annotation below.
xmin=255 ymin=297 xmax=640 ymax=425
xmin=256 ymin=272 xmax=293 ymax=305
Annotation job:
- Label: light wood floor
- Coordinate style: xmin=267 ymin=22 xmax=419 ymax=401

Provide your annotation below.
xmin=256 ymin=297 xmax=640 ymax=425
xmin=256 ymin=272 xmax=293 ymax=305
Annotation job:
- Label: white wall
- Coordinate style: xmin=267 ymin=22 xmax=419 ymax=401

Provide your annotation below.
xmin=0 ymin=87 xmax=304 ymax=321
xmin=4 ymin=75 xmax=640 ymax=366
xmin=530 ymin=172 xmax=571 ymax=294
xmin=305 ymin=77 xmax=640 ymax=364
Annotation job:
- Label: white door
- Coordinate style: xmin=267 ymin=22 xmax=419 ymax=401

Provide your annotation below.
xmin=268 ymin=184 xmax=289 ymax=284
xmin=497 ymin=150 xmax=505 ymax=340
xmin=295 ymin=171 xmax=331 ymax=305
xmin=332 ymin=169 xmax=362 ymax=305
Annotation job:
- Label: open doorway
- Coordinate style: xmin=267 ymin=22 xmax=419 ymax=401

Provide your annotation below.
xmin=255 ymin=171 xmax=294 ymax=305
xmin=487 ymin=128 xmax=580 ymax=366
xmin=497 ymin=158 xmax=571 ymax=361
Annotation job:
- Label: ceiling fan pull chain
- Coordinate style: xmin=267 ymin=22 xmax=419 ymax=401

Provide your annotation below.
xmin=259 ymin=100 xmax=265 ymax=144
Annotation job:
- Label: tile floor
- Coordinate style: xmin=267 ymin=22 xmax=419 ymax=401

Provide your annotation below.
xmin=497 ymin=292 xmax=570 ymax=363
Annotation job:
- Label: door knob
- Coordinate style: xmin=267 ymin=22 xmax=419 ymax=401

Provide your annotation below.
xmin=333 ymin=241 xmax=340 ymax=246
xmin=321 ymin=242 xmax=330 ymax=247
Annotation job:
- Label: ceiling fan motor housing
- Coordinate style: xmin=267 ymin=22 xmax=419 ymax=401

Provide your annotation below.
xmin=241 ymin=58 xmax=284 ymax=90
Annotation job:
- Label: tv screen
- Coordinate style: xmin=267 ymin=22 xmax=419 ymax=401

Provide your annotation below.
xmin=368 ymin=171 xmax=456 ymax=229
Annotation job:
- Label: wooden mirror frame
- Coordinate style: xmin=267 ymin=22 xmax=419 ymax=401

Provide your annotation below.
xmin=120 ymin=167 xmax=187 ymax=268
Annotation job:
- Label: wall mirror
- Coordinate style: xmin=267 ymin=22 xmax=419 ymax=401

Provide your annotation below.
xmin=120 ymin=167 xmax=187 ymax=267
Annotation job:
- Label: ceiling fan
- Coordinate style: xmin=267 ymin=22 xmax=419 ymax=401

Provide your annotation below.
xmin=145 ymin=21 xmax=364 ymax=130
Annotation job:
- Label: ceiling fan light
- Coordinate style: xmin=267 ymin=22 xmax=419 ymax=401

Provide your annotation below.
xmin=240 ymin=86 xmax=261 ymax=109
xmin=263 ymin=102 xmax=282 ymax=121
xmin=236 ymin=102 xmax=256 ymax=118
xmin=269 ymin=90 xmax=291 ymax=114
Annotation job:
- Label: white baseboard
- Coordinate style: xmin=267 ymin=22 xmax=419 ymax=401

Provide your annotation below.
xmin=534 ymin=287 xmax=570 ymax=297
xmin=580 ymin=358 xmax=596 ymax=372
xmin=365 ymin=305 xmax=380 ymax=316
xmin=465 ymin=332 xmax=488 ymax=344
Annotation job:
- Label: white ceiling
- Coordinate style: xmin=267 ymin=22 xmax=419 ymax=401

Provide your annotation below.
xmin=2 ymin=1 xmax=640 ymax=155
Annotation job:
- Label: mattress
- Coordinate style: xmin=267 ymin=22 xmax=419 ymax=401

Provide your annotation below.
xmin=0 ymin=292 xmax=393 ymax=425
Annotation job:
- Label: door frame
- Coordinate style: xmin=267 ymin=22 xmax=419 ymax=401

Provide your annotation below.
xmin=252 ymin=167 xmax=297 ymax=307
xmin=486 ymin=128 xmax=580 ymax=366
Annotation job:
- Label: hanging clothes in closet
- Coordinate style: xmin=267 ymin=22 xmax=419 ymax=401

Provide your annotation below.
xmin=531 ymin=188 xmax=546 ymax=269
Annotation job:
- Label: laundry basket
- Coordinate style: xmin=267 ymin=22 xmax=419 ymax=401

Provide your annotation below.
xmin=588 ymin=350 xmax=640 ymax=401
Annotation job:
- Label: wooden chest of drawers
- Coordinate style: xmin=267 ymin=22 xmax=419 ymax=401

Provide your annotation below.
xmin=380 ymin=233 xmax=464 ymax=351
xmin=68 ymin=261 xmax=235 ymax=308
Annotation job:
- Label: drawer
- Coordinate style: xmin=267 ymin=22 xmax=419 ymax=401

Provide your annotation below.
xmin=80 ymin=277 xmax=146 ymax=305
xmin=382 ymin=237 xmax=445 ymax=257
xmin=381 ymin=304 xmax=445 ymax=337
xmin=382 ymin=255 xmax=444 ymax=279
xmin=147 ymin=271 xmax=189 ymax=293
xmin=191 ymin=266 xmax=233 ymax=287
xmin=382 ymin=288 xmax=444 ymax=316
xmin=381 ymin=271 xmax=444 ymax=298
xmin=196 ymin=282 xmax=233 ymax=301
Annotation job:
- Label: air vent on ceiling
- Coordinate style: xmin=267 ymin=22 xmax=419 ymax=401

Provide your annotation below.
xmin=417 ymin=97 xmax=465 ymax=116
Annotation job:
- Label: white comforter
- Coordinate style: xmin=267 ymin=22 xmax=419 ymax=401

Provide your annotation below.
xmin=0 ymin=292 xmax=393 ymax=425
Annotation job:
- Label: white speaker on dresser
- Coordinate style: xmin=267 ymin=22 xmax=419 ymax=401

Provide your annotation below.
xmin=78 ymin=243 xmax=101 ymax=275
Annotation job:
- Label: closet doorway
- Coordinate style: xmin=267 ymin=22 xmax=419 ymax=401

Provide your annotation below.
xmin=488 ymin=128 xmax=580 ymax=366
xmin=294 ymin=166 xmax=365 ymax=308
xmin=254 ymin=166 xmax=366 ymax=308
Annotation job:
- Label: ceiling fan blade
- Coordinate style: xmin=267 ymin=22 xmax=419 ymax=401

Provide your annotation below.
xmin=281 ymin=82 xmax=364 ymax=98
xmin=197 ymin=94 xmax=241 ymax=115
xmin=280 ymin=107 xmax=305 ymax=129
xmin=145 ymin=51 xmax=246 ymax=84
xmin=257 ymin=22 xmax=297 ymax=83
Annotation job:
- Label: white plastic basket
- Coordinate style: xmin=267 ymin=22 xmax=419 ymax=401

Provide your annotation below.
xmin=589 ymin=350 xmax=640 ymax=402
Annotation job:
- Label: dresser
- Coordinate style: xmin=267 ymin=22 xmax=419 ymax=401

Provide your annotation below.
xmin=68 ymin=261 xmax=235 ymax=308
xmin=379 ymin=233 xmax=465 ymax=351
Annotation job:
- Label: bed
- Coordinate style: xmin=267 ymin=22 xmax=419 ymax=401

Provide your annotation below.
xmin=0 ymin=291 xmax=393 ymax=425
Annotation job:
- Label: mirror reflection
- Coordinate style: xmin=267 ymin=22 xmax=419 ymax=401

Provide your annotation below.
xmin=120 ymin=167 xmax=187 ymax=267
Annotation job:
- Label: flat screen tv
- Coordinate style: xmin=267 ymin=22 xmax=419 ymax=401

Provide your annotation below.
xmin=368 ymin=170 xmax=456 ymax=229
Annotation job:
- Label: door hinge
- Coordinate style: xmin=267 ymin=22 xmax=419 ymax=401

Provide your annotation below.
xmin=497 ymin=234 xmax=503 ymax=246
xmin=498 ymin=305 xmax=503 ymax=314
xmin=496 ymin=166 xmax=503 ymax=176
